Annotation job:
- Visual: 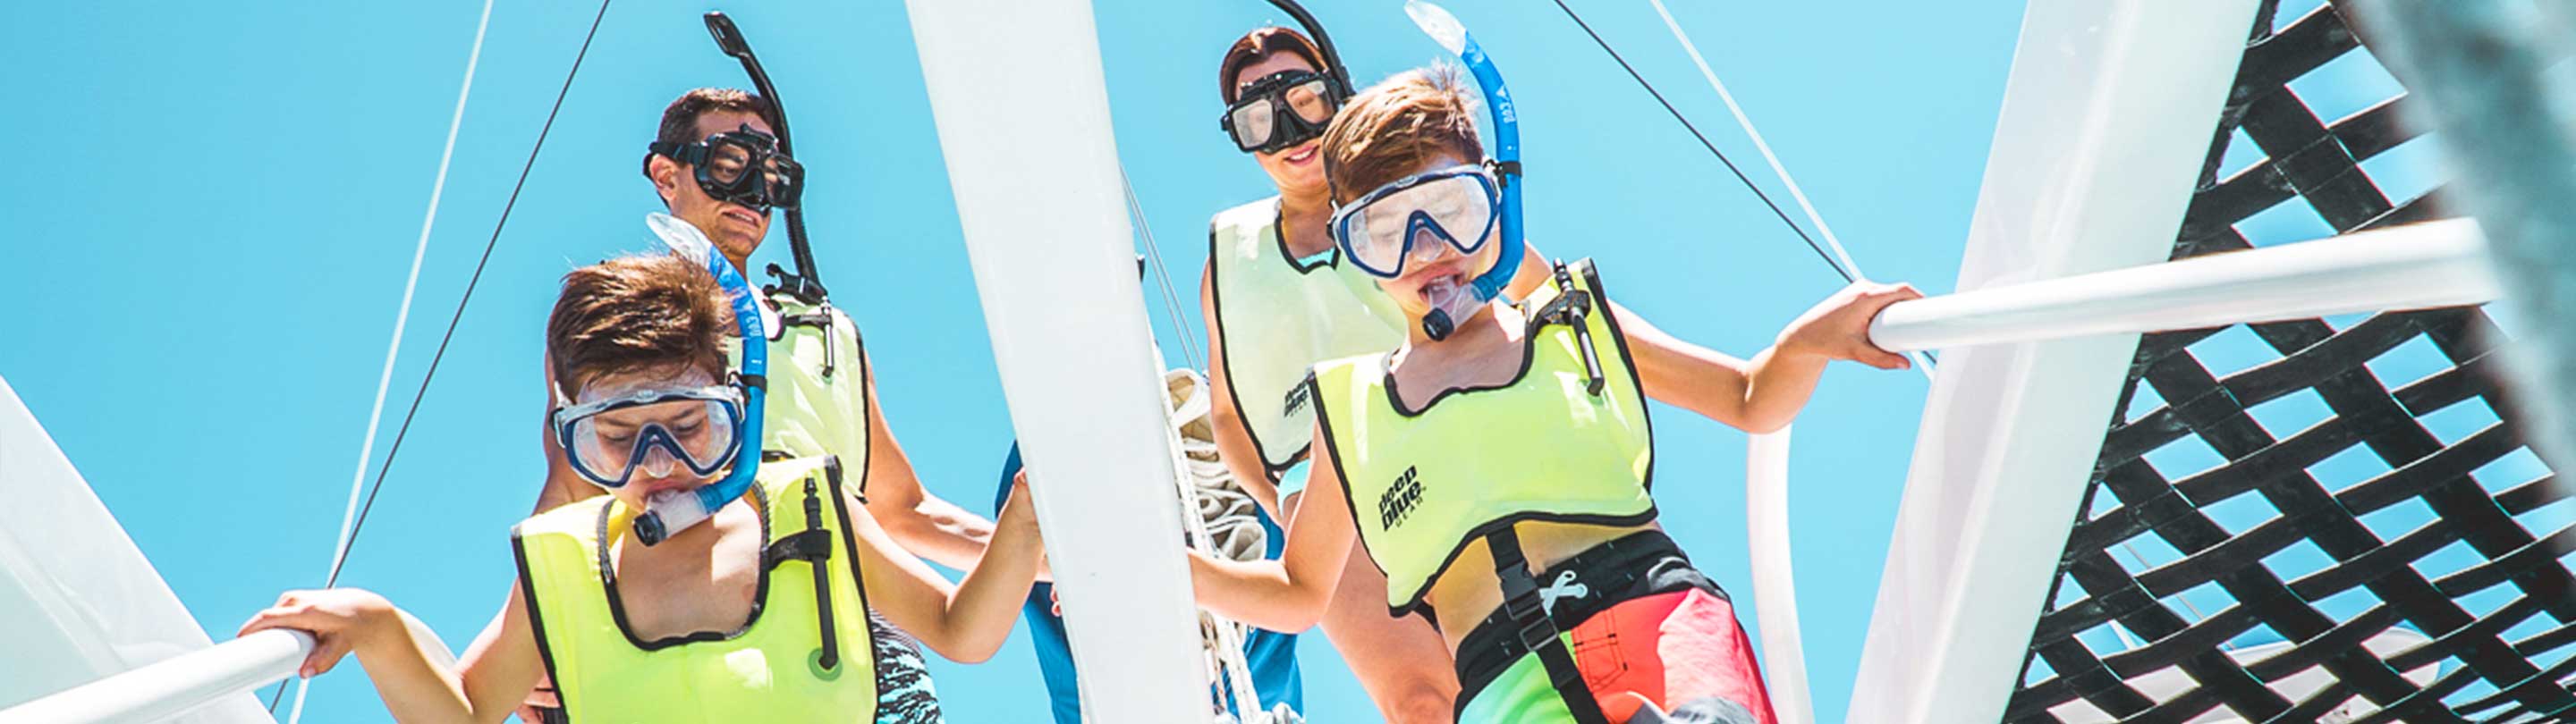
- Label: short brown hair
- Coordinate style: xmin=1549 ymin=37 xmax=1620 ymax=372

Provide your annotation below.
xmin=547 ymin=255 xmax=733 ymax=399
xmin=645 ymin=88 xmax=779 ymax=175
xmin=1321 ymin=66 xmax=1484 ymax=202
xmin=1218 ymin=27 xmax=1327 ymax=104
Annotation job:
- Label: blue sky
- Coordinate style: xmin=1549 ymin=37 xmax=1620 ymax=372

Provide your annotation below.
xmin=3 ymin=0 xmax=2040 ymax=721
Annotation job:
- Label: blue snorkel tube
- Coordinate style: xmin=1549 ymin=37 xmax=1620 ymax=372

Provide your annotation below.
xmin=1407 ymin=0 xmax=1527 ymax=340
xmin=635 ymin=215 xmax=769 ymax=546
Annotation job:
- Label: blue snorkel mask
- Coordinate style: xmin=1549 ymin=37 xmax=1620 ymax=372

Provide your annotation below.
xmin=1329 ymin=1 xmax=1525 ymax=341
xmin=622 ymin=214 xmax=768 ymax=545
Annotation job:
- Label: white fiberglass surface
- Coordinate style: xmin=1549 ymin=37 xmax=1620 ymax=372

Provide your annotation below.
xmin=902 ymin=1 xmax=1209 ymax=721
xmin=0 ymin=375 xmax=269 ymax=722
xmin=1849 ymin=2 xmax=2265 ymax=722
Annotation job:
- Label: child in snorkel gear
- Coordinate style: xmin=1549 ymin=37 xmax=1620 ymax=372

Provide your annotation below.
xmin=242 ymin=254 xmax=1045 ymax=723
xmin=510 ymin=88 xmax=987 ymax=722
xmin=1182 ymin=66 xmax=1920 ymax=724
xmin=1197 ymin=20 xmax=1555 ymax=724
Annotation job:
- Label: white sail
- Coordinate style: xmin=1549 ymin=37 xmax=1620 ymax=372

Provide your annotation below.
xmin=0 ymin=375 xmax=273 ymax=723
xmin=1848 ymin=3 xmax=2267 ymax=723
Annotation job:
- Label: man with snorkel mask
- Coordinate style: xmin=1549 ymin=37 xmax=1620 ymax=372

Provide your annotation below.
xmin=1197 ymin=5 xmax=1553 ymax=722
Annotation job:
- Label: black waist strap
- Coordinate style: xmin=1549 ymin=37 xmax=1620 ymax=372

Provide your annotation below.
xmin=1453 ymin=529 xmax=1720 ymax=717
xmin=1477 ymin=527 xmax=1613 ymax=724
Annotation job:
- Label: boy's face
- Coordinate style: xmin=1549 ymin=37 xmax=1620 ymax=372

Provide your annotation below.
xmin=648 ymin=110 xmax=776 ymax=264
xmin=571 ymin=366 xmax=727 ymax=511
xmin=1357 ymin=153 xmax=1502 ymax=320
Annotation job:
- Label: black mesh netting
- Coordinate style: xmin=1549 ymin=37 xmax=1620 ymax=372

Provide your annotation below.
xmin=2001 ymin=2 xmax=2576 ymax=722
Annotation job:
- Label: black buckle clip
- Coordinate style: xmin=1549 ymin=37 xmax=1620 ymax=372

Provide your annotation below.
xmin=1496 ymin=564 xmax=1559 ymax=652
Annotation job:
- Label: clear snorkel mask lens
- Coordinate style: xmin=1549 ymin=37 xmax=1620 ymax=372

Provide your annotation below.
xmin=1330 ymin=164 xmax=1505 ymax=341
xmin=553 ymin=384 xmax=749 ymax=490
xmin=1329 ymin=164 xmax=1502 ymax=279
xmin=1224 ymin=70 xmax=1343 ymax=154
xmin=648 ymin=125 xmax=806 ymax=213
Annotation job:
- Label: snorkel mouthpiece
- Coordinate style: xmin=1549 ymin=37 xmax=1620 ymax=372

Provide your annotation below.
xmin=1405 ymin=1 xmax=1526 ymax=341
xmin=635 ymin=215 xmax=769 ymax=546
xmin=1419 ymin=274 xmax=1481 ymax=341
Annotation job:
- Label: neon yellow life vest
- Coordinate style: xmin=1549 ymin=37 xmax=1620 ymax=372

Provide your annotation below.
xmin=513 ymin=456 xmax=878 ymax=722
xmin=1208 ymin=198 xmax=1408 ymax=473
xmin=731 ymin=292 xmax=871 ymax=473
xmin=1310 ymin=259 xmax=1656 ymax=615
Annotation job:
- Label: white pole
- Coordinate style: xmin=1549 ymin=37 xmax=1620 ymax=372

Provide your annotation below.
xmin=1868 ymin=219 xmax=2497 ymax=352
xmin=1743 ymin=430 xmax=1815 ymax=724
xmin=0 ymin=630 xmax=313 ymax=724
xmin=901 ymin=1 xmax=1210 ymax=722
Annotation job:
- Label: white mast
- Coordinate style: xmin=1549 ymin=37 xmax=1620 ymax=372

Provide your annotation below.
xmin=900 ymin=2 xmax=1211 ymax=722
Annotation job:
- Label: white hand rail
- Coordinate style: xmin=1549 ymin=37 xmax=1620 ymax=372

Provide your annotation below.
xmin=1744 ymin=430 xmax=1815 ymax=724
xmin=1869 ymin=218 xmax=2497 ymax=353
xmin=0 ymin=630 xmax=313 ymax=724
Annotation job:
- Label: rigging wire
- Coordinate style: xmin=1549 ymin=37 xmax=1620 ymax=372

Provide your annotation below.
xmin=1549 ymin=0 xmax=1935 ymax=375
xmin=272 ymin=0 xmax=494 ymax=715
xmin=1125 ymin=168 xmax=1206 ymax=369
xmin=1640 ymin=0 xmax=1869 ymax=285
xmin=1544 ymin=0 xmax=1852 ymax=284
xmin=264 ymin=0 xmax=614 ymax=714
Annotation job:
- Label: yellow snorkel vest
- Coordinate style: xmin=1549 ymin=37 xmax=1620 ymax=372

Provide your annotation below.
xmin=1208 ymin=198 xmax=1409 ymax=473
xmin=1311 ymin=259 xmax=1656 ymax=615
xmin=740 ymin=292 xmax=872 ymax=472
xmin=513 ymin=456 xmax=878 ymax=722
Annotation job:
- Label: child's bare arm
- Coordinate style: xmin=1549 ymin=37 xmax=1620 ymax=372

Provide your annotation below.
xmin=848 ymin=471 xmax=1044 ymax=663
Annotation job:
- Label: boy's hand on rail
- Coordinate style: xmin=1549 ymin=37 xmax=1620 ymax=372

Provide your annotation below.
xmin=1779 ymin=281 xmax=1922 ymax=370
xmin=238 ymin=588 xmax=399 ymax=678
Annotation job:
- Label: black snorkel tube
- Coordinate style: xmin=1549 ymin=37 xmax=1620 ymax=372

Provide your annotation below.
xmin=702 ymin=12 xmax=827 ymax=304
xmin=1265 ymin=0 xmax=1355 ymax=99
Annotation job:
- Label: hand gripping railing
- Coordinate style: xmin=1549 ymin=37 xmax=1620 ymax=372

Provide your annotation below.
xmin=1868 ymin=218 xmax=2498 ymax=353
xmin=0 ymin=629 xmax=314 ymax=724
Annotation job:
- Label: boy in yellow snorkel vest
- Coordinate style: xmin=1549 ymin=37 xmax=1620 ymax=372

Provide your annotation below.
xmin=242 ymin=254 xmax=1044 ymax=723
xmin=1183 ymin=66 xmax=1922 ymax=724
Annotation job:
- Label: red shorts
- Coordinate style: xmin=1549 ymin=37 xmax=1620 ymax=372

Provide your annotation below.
xmin=1570 ymin=588 xmax=1775 ymax=723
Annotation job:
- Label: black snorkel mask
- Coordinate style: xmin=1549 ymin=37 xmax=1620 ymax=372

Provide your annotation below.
xmin=1221 ymin=0 xmax=1357 ymax=155
xmin=648 ymin=124 xmax=805 ymax=214
xmin=678 ymin=12 xmax=830 ymax=303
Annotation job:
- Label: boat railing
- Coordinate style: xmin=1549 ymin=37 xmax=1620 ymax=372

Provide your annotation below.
xmin=0 ymin=629 xmax=311 ymax=724
xmin=1868 ymin=218 xmax=2496 ymax=353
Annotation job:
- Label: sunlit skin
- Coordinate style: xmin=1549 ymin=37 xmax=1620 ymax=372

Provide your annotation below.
xmin=647 ymin=110 xmax=775 ymax=273
xmin=1185 ymin=147 xmax=1924 ymax=659
xmin=237 ymin=357 xmax=1047 ymax=724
